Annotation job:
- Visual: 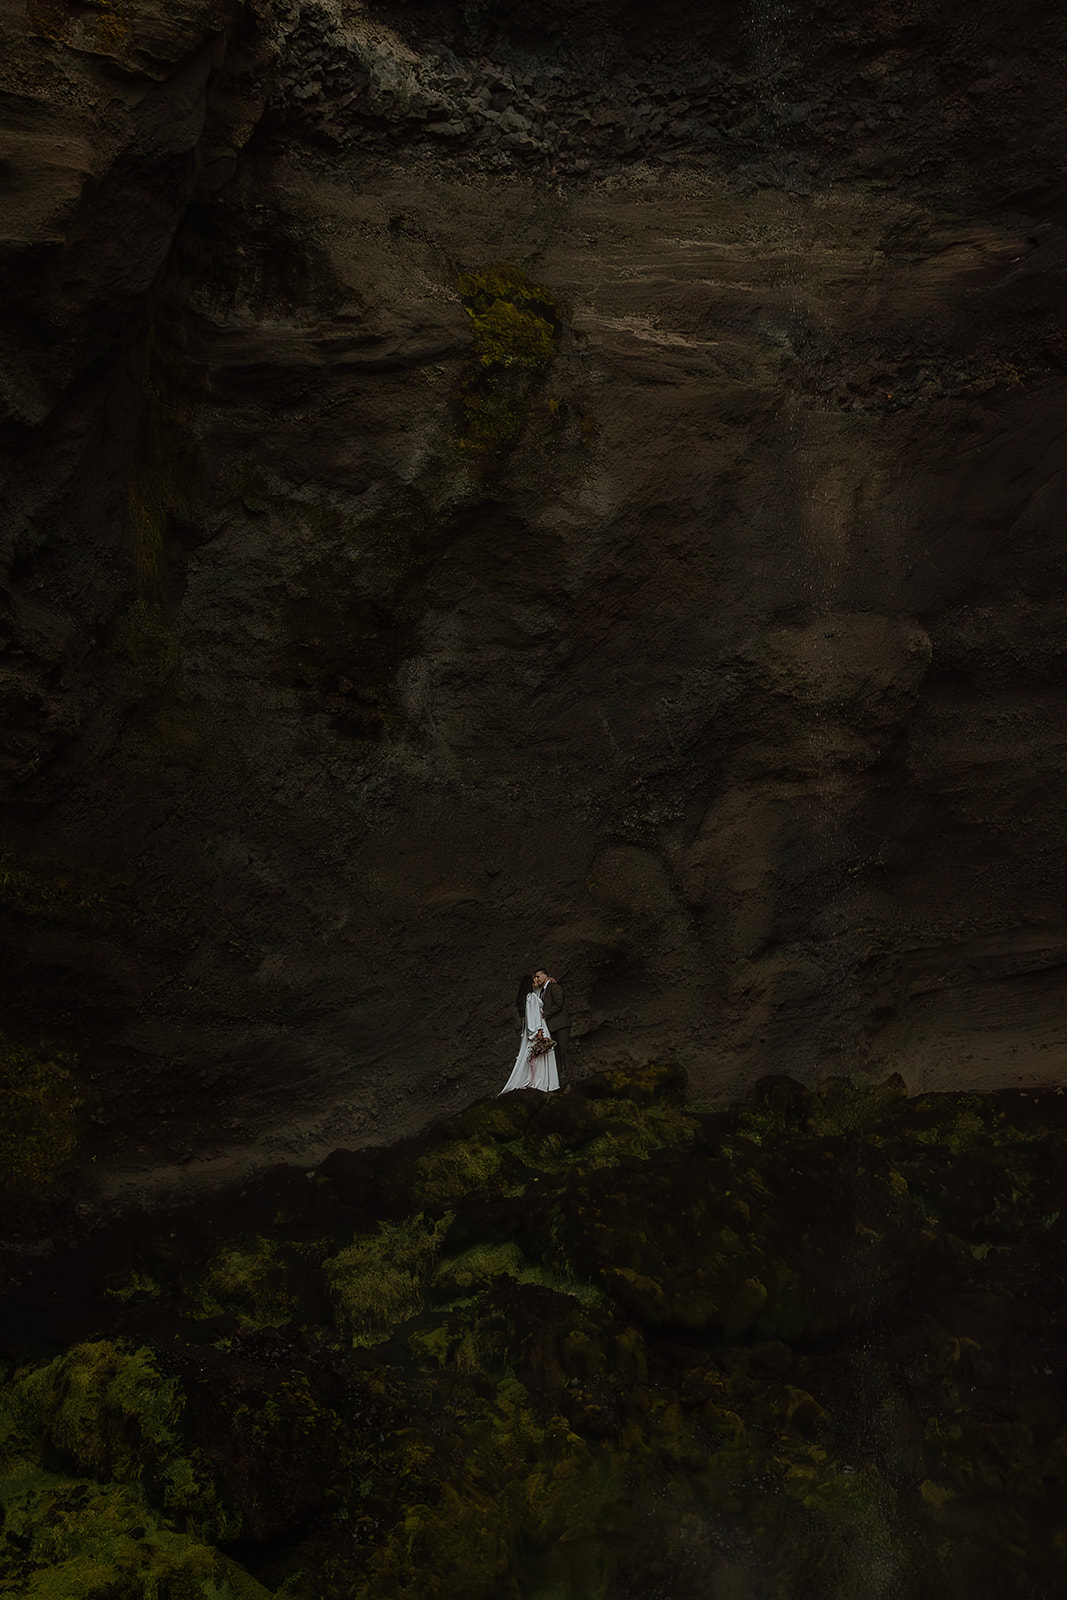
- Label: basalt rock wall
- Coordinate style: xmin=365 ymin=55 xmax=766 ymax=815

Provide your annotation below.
xmin=2 ymin=0 xmax=1067 ymax=1198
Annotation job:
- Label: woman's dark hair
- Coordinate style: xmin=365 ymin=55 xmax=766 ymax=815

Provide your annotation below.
xmin=515 ymin=973 xmax=534 ymax=1015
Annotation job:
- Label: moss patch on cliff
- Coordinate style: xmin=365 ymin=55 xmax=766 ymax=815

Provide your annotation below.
xmin=0 ymin=1337 xmax=248 ymax=1556
xmin=458 ymin=261 xmax=559 ymax=369
xmin=455 ymin=261 xmax=560 ymax=461
xmin=324 ymin=1212 xmax=453 ymax=1345
xmin=4 ymin=1342 xmax=181 ymax=1481
xmin=0 ymin=1473 xmax=270 ymax=1600
xmin=186 ymin=1237 xmax=300 ymax=1327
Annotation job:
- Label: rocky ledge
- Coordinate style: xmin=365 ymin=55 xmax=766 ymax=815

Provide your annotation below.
xmin=2 ymin=1067 xmax=1066 ymax=1598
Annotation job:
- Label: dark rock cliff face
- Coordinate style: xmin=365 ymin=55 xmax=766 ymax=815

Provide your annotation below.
xmin=2 ymin=0 xmax=1067 ymax=1198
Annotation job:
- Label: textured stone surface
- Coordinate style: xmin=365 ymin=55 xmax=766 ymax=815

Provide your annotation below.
xmin=2 ymin=0 xmax=1067 ymax=1204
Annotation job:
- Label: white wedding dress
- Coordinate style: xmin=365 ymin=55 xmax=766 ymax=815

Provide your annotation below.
xmin=500 ymin=988 xmax=559 ymax=1094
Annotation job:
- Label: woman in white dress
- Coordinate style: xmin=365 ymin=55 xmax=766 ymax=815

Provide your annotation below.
xmin=500 ymin=974 xmax=559 ymax=1094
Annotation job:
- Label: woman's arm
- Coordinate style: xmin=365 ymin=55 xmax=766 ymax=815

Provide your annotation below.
xmin=524 ymin=991 xmax=543 ymax=1036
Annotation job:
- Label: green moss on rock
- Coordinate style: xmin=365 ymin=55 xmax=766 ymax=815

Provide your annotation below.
xmin=454 ymin=261 xmax=560 ymax=461
xmin=0 ymin=1470 xmax=269 ymax=1600
xmin=439 ymin=1094 xmax=541 ymax=1143
xmin=457 ymin=262 xmax=559 ymax=369
xmin=337 ymin=1364 xmax=605 ymax=1600
xmin=431 ymin=1239 xmax=604 ymax=1310
xmin=6 ymin=1343 xmax=175 ymax=1484
xmin=187 ymin=1237 xmax=299 ymax=1327
xmin=324 ymin=1212 xmax=453 ymax=1345
xmin=735 ymin=1072 xmax=909 ymax=1144
xmin=0 ymin=1341 xmax=237 ymax=1541
xmin=521 ymin=1091 xmax=699 ymax=1169
xmin=408 ymin=1136 xmax=534 ymax=1208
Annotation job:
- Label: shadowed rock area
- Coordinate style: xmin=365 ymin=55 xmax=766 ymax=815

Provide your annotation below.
xmin=2 ymin=0 xmax=1067 ymax=1201
xmin=4 ymin=5 xmax=1067 ymax=1592
xmin=3 ymin=1071 xmax=1067 ymax=1598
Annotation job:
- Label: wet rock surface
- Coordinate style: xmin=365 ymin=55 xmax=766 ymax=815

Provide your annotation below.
xmin=2 ymin=1072 xmax=1067 ymax=1598
xmin=2 ymin=0 xmax=1067 ymax=1202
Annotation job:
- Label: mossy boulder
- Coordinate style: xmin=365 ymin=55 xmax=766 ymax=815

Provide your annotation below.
xmin=3 ymin=1342 xmax=189 ymax=1490
xmin=0 ymin=1340 xmax=238 ymax=1543
xmin=742 ymin=1071 xmax=814 ymax=1131
xmin=522 ymin=1089 xmax=700 ymax=1169
xmin=735 ymin=1071 xmax=909 ymax=1143
xmin=0 ymin=1473 xmax=270 ymax=1600
xmin=1 ymin=1332 xmax=357 ymax=1553
xmin=520 ymin=1091 xmax=615 ymax=1152
xmin=439 ymin=1091 xmax=543 ymax=1143
xmin=406 ymin=1135 xmax=536 ymax=1209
